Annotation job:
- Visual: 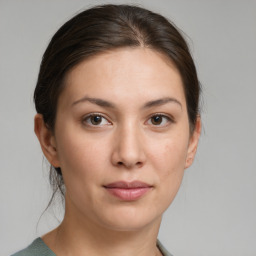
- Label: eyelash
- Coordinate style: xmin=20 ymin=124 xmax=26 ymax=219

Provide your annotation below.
xmin=146 ymin=113 xmax=174 ymax=127
xmin=82 ymin=113 xmax=111 ymax=127
xmin=82 ymin=113 xmax=174 ymax=127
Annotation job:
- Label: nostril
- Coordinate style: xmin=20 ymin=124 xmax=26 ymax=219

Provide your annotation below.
xmin=136 ymin=161 xmax=143 ymax=167
xmin=115 ymin=160 xmax=144 ymax=168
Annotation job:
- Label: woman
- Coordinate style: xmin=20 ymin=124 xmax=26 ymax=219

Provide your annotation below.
xmin=13 ymin=4 xmax=201 ymax=256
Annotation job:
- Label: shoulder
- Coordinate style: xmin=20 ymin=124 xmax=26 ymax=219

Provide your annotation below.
xmin=11 ymin=238 xmax=56 ymax=256
xmin=12 ymin=238 xmax=172 ymax=256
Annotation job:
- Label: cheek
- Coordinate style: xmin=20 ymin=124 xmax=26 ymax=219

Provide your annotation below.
xmin=56 ymin=134 xmax=108 ymax=209
xmin=56 ymin=132 xmax=107 ymax=182
xmin=149 ymin=136 xmax=188 ymax=200
xmin=150 ymin=137 xmax=188 ymax=176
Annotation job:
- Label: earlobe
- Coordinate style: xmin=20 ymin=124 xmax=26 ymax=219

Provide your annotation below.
xmin=185 ymin=116 xmax=201 ymax=169
xmin=34 ymin=114 xmax=60 ymax=168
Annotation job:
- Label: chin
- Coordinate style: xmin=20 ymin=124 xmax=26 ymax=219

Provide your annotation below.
xmin=94 ymin=204 xmax=162 ymax=232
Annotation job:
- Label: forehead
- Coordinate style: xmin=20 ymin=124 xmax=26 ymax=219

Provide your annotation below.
xmin=60 ymin=47 xmax=186 ymax=108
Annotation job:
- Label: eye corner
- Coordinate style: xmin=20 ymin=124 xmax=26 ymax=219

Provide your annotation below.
xmin=146 ymin=113 xmax=175 ymax=127
xmin=82 ymin=113 xmax=112 ymax=127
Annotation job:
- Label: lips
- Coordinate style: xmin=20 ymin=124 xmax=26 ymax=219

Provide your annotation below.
xmin=104 ymin=181 xmax=153 ymax=201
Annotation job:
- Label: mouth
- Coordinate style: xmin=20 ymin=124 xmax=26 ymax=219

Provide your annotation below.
xmin=103 ymin=181 xmax=153 ymax=201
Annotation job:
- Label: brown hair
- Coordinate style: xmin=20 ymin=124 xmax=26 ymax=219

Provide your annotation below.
xmin=34 ymin=4 xmax=201 ymax=204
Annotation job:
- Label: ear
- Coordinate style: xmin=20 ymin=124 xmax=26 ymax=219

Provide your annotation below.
xmin=185 ymin=116 xmax=201 ymax=169
xmin=34 ymin=114 xmax=60 ymax=168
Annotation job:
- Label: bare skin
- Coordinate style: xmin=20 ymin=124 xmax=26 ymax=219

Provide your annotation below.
xmin=35 ymin=47 xmax=201 ymax=256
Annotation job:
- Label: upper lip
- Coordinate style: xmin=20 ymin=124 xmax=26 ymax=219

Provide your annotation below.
xmin=104 ymin=181 xmax=152 ymax=189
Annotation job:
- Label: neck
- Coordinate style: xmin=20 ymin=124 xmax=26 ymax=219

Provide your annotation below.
xmin=43 ymin=203 xmax=162 ymax=256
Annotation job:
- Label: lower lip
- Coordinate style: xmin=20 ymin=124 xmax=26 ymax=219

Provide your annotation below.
xmin=105 ymin=187 xmax=152 ymax=201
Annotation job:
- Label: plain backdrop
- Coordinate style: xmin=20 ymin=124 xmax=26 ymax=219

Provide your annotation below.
xmin=1 ymin=0 xmax=256 ymax=255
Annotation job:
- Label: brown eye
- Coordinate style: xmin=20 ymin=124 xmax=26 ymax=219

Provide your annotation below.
xmin=83 ymin=114 xmax=110 ymax=126
xmin=147 ymin=114 xmax=171 ymax=127
xmin=151 ymin=115 xmax=163 ymax=125
xmin=90 ymin=115 xmax=102 ymax=125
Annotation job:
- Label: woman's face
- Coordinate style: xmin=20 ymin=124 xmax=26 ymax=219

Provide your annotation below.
xmin=45 ymin=48 xmax=200 ymax=231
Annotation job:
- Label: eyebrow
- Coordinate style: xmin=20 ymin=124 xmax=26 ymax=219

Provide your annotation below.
xmin=143 ymin=97 xmax=182 ymax=109
xmin=72 ymin=96 xmax=182 ymax=109
xmin=72 ymin=97 xmax=115 ymax=108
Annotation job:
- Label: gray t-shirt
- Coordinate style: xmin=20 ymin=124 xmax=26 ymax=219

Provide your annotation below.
xmin=12 ymin=238 xmax=173 ymax=256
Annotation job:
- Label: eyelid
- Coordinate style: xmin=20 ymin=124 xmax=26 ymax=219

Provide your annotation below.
xmin=146 ymin=113 xmax=175 ymax=126
xmin=82 ymin=112 xmax=112 ymax=126
xmin=81 ymin=112 xmax=175 ymax=127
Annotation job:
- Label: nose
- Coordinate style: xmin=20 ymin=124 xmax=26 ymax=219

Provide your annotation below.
xmin=111 ymin=124 xmax=146 ymax=169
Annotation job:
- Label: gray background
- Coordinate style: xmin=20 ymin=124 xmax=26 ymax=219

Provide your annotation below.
xmin=1 ymin=0 xmax=256 ymax=255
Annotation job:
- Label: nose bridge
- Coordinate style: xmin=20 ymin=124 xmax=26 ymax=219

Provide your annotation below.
xmin=112 ymin=120 xmax=145 ymax=168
